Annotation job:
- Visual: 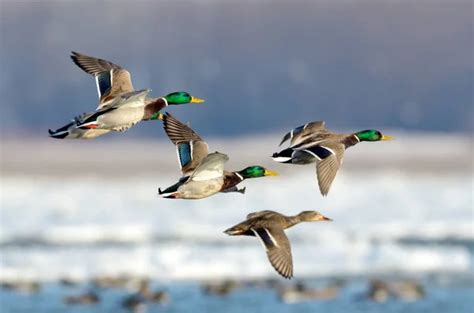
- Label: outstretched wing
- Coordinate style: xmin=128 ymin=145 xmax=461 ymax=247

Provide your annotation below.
xmin=162 ymin=113 xmax=209 ymax=176
xmin=313 ymin=142 xmax=345 ymax=196
xmin=279 ymin=121 xmax=327 ymax=147
xmin=190 ymin=152 xmax=228 ymax=182
xmin=252 ymin=227 xmax=293 ymax=279
xmin=71 ymin=51 xmax=135 ymax=107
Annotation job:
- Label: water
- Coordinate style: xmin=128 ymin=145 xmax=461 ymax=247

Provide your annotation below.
xmin=0 ymin=135 xmax=472 ymax=312
xmin=1 ymin=278 xmax=473 ymax=313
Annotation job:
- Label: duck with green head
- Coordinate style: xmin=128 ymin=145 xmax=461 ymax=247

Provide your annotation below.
xmin=222 ymin=165 xmax=279 ymax=194
xmin=272 ymin=121 xmax=393 ymax=196
xmin=48 ymin=52 xmax=204 ymax=139
xmin=157 ymin=113 xmax=278 ymax=199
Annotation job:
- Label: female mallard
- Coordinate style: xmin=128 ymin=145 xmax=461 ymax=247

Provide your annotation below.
xmin=272 ymin=121 xmax=393 ymax=196
xmin=48 ymin=52 xmax=204 ymax=139
xmin=158 ymin=112 xmax=278 ymax=198
xmin=224 ymin=210 xmax=331 ymax=279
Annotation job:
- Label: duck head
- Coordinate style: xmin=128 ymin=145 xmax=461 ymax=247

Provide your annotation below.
xmin=238 ymin=166 xmax=279 ymax=179
xmin=297 ymin=211 xmax=332 ymax=222
xmin=165 ymin=91 xmax=205 ymax=105
xmin=354 ymin=130 xmax=394 ymax=142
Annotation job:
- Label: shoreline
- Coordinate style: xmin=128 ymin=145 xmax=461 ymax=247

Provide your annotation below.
xmin=1 ymin=134 xmax=472 ymax=177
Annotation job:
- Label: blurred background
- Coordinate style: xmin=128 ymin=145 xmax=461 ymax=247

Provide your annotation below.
xmin=0 ymin=1 xmax=472 ymax=312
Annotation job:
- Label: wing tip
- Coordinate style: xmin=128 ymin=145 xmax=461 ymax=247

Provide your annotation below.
xmin=279 ymin=132 xmax=291 ymax=146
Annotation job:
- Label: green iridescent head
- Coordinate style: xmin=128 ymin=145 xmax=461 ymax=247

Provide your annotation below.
xmin=238 ymin=166 xmax=279 ymax=179
xmin=164 ymin=92 xmax=205 ymax=105
xmin=354 ymin=130 xmax=394 ymax=142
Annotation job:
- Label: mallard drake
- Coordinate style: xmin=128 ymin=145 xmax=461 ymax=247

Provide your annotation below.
xmin=158 ymin=112 xmax=278 ymax=198
xmin=272 ymin=121 xmax=393 ymax=196
xmin=224 ymin=210 xmax=331 ymax=279
xmin=48 ymin=52 xmax=204 ymax=139
xmin=159 ymin=151 xmax=229 ymax=199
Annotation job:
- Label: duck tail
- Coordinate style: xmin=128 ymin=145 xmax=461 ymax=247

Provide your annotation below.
xmin=161 ymin=192 xmax=180 ymax=199
xmin=272 ymin=148 xmax=319 ymax=165
xmin=158 ymin=187 xmax=180 ymax=198
xmin=48 ymin=128 xmax=69 ymax=139
xmin=74 ymin=109 xmax=108 ymax=130
xmin=272 ymin=148 xmax=294 ymax=163
xmin=76 ymin=122 xmax=99 ymax=130
xmin=48 ymin=122 xmax=74 ymax=139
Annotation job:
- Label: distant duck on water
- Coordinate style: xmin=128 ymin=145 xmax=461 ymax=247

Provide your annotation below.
xmin=272 ymin=121 xmax=393 ymax=196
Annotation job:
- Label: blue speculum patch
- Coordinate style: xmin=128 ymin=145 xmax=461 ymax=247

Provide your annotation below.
xmin=307 ymin=145 xmax=333 ymax=159
xmin=97 ymin=71 xmax=112 ymax=97
xmin=178 ymin=143 xmax=192 ymax=168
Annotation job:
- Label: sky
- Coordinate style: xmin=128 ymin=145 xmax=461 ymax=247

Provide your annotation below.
xmin=0 ymin=0 xmax=472 ymax=137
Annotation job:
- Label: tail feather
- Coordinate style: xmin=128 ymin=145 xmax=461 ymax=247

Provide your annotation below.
xmin=158 ymin=177 xmax=187 ymax=196
xmin=48 ymin=122 xmax=74 ymax=139
xmin=272 ymin=148 xmax=318 ymax=164
xmin=272 ymin=148 xmax=294 ymax=163
xmin=161 ymin=192 xmax=180 ymax=199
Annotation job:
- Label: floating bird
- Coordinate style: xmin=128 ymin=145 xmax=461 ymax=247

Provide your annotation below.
xmin=48 ymin=51 xmax=204 ymax=139
xmin=64 ymin=291 xmax=100 ymax=305
xmin=224 ymin=210 xmax=331 ymax=279
xmin=202 ymin=280 xmax=241 ymax=296
xmin=272 ymin=121 xmax=393 ymax=195
xmin=158 ymin=113 xmax=278 ymax=198
xmin=0 ymin=281 xmax=41 ymax=294
xmin=278 ymin=281 xmax=339 ymax=303
xmin=122 ymin=280 xmax=170 ymax=312
xmin=367 ymin=279 xmax=425 ymax=302
xmin=59 ymin=278 xmax=79 ymax=287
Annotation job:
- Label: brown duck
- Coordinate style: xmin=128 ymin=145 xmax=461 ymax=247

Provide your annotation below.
xmin=224 ymin=210 xmax=331 ymax=279
xmin=272 ymin=121 xmax=393 ymax=196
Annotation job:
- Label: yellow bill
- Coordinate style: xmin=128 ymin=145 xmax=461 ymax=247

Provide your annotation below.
xmin=381 ymin=134 xmax=394 ymax=141
xmin=321 ymin=215 xmax=332 ymax=221
xmin=191 ymin=96 xmax=205 ymax=103
xmin=264 ymin=169 xmax=279 ymax=176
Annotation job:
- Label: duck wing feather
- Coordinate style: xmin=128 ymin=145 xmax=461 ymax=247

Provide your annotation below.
xmin=252 ymin=227 xmax=293 ymax=279
xmin=162 ymin=112 xmax=210 ymax=176
xmin=71 ymin=51 xmax=135 ymax=107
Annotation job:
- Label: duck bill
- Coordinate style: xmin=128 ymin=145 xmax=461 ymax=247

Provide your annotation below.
xmin=264 ymin=169 xmax=279 ymax=176
xmin=320 ymin=215 xmax=332 ymax=221
xmin=381 ymin=134 xmax=394 ymax=141
xmin=190 ymin=96 xmax=205 ymax=103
